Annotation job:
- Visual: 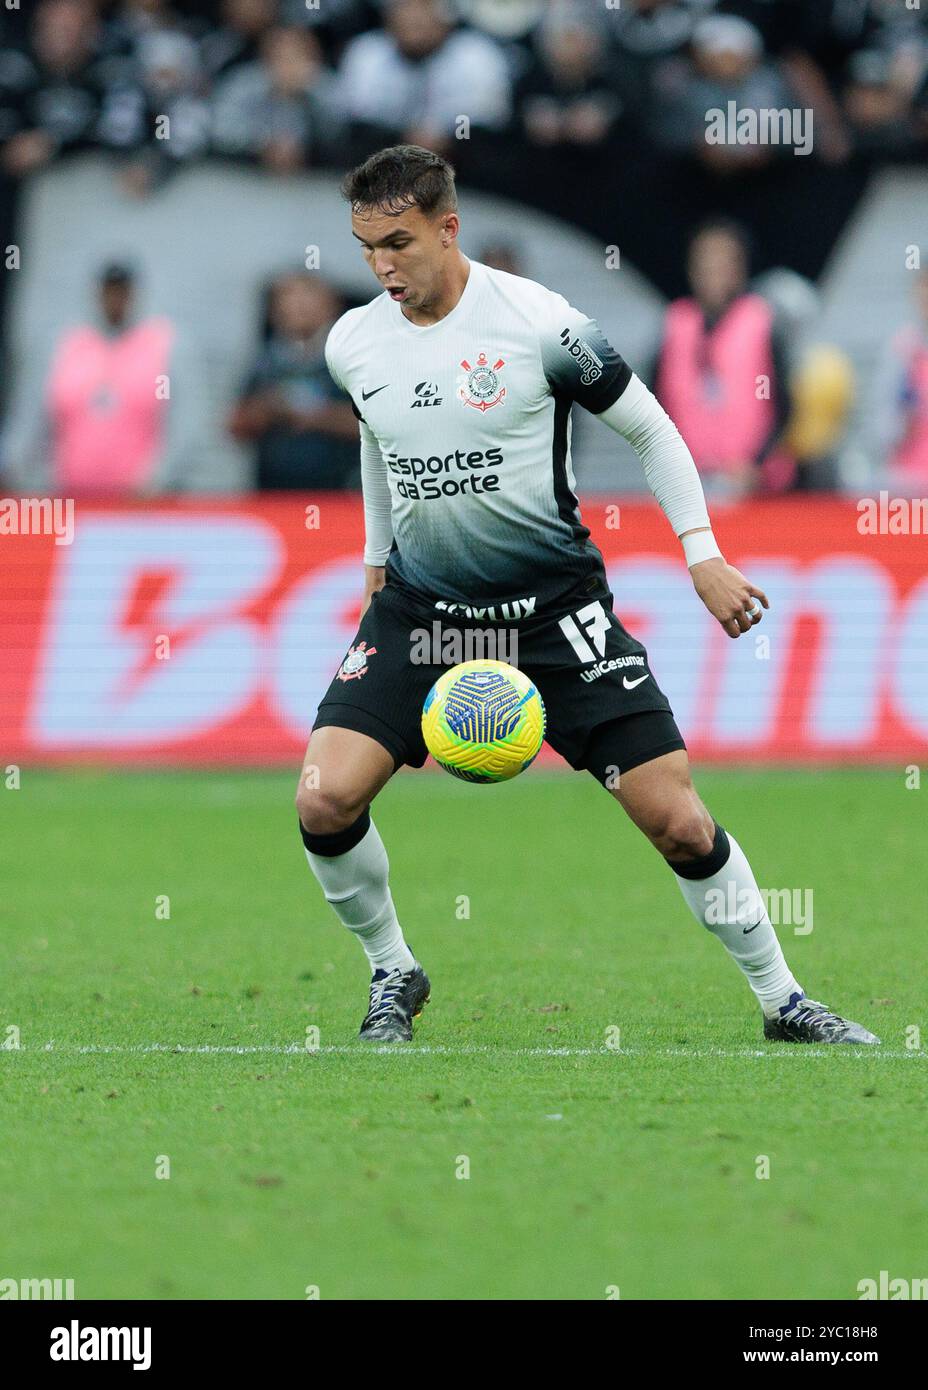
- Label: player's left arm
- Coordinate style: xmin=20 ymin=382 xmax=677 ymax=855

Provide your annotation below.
xmin=540 ymin=303 xmax=768 ymax=639
xmin=598 ymin=374 xmax=769 ymax=637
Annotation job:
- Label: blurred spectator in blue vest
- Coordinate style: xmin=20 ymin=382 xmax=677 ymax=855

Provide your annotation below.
xmin=229 ymin=272 xmax=360 ymax=490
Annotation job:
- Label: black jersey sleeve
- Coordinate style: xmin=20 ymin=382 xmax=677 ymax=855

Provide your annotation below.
xmin=539 ymin=296 xmax=632 ymax=414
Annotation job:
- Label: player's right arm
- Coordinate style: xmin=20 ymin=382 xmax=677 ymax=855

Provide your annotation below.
xmin=359 ymin=416 xmax=391 ymax=615
xmin=324 ymin=318 xmax=393 ymax=617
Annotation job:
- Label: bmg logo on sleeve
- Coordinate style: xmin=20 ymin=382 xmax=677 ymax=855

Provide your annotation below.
xmin=558 ymin=328 xmax=603 ymax=385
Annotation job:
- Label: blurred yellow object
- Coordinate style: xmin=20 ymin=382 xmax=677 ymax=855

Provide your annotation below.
xmin=786 ymin=345 xmax=855 ymax=460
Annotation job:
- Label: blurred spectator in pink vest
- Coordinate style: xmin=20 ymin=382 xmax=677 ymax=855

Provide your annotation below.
xmin=41 ymin=264 xmax=178 ymax=496
xmin=652 ymin=219 xmax=792 ymax=497
xmin=877 ymin=268 xmax=928 ymax=489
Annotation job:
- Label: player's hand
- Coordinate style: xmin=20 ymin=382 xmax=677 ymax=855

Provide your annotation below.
xmin=689 ymin=557 xmax=769 ymax=638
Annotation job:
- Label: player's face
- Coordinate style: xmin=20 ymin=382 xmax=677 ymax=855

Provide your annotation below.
xmin=351 ymin=205 xmax=453 ymax=312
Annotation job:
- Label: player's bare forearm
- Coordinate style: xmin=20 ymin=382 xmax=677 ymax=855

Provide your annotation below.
xmin=361 ymin=564 xmax=386 ymax=617
xmin=681 ymin=527 xmax=769 ymax=639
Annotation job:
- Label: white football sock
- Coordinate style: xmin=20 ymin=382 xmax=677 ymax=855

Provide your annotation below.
xmin=671 ymin=829 xmax=803 ymax=1019
xmin=304 ymin=819 xmax=416 ymax=975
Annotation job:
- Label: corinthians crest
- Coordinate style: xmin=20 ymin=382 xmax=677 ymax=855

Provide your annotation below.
xmin=336 ymin=640 xmax=377 ymax=682
xmin=457 ymin=351 xmax=506 ymax=412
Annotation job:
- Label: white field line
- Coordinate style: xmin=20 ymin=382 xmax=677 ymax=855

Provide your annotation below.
xmin=11 ymin=1042 xmax=924 ymax=1060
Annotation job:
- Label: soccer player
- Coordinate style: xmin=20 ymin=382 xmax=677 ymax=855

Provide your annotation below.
xmin=296 ymin=144 xmax=879 ymax=1048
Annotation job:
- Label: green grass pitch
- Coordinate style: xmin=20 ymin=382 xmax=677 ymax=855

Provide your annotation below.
xmin=1 ymin=766 xmax=924 ymax=1300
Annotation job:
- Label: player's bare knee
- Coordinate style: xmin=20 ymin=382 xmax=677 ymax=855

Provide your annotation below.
xmin=296 ymin=781 xmax=365 ymax=836
xmin=648 ymin=806 xmax=715 ymax=861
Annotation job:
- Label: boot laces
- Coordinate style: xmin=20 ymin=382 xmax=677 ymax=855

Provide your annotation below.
xmin=365 ymin=968 xmax=409 ymax=1027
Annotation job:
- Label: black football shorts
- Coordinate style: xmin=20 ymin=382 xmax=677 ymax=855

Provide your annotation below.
xmin=311 ymin=578 xmax=685 ymax=778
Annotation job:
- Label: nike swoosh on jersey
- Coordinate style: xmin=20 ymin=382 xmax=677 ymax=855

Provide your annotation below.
xmin=623 ymin=673 xmax=649 ymax=689
xmin=361 ymin=384 xmax=390 ymax=401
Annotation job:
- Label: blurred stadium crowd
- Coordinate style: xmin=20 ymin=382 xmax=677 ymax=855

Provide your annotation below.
xmin=1 ymin=0 xmax=927 ymax=498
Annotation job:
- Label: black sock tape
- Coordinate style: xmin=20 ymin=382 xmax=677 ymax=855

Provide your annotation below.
xmin=667 ymin=820 xmax=731 ymax=881
xmin=299 ymin=807 xmax=371 ymax=857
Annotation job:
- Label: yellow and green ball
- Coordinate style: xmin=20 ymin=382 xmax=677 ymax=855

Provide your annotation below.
xmin=421 ymin=659 xmax=546 ymax=783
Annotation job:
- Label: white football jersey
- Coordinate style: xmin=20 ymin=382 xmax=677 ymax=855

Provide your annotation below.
xmin=324 ymin=258 xmax=631 ymax=613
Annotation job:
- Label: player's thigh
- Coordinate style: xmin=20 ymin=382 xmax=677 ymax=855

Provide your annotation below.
xmin=526 ymin=595 xmax=678 ymax=770
xmin=295 ymin=726 xmax=397 ymax=833
xmin=297 ymin=584 xmax=438 ymax=831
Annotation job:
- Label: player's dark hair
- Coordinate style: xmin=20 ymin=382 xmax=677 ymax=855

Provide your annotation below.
xmin=341 ymin=145 xmax=458 ymax=219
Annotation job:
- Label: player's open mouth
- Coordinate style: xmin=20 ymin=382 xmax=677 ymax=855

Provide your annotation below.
xmin=386 ymin=286 xmax=408 ymax=302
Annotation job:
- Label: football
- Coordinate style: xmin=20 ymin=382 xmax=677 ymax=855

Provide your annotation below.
xmin=421 ymin=659 xmax=546 ymax=783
